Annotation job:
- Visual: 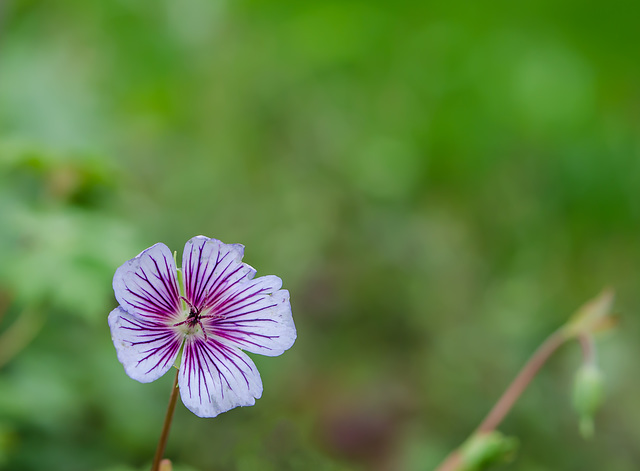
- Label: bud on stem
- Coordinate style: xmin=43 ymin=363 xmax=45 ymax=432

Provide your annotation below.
xmin=572 ymin=361 xmax=604 ymax=439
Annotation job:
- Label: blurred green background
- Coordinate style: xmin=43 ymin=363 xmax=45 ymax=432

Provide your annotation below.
xmin=0 ymin=1 xmax=639 ymax=470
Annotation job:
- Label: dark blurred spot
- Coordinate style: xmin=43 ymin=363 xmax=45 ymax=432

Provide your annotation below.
xmin=316 ymin=382 xmax=415 ymax=471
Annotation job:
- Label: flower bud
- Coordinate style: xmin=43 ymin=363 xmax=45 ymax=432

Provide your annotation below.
xmin=565 ymin=289 xmax=615 ymax=337
xmin=572 ymin=363 xmax=604 ymax=439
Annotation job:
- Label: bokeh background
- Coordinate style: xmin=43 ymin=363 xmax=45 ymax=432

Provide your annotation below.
xmin=0 ymin=1 xmax=639 ymax=470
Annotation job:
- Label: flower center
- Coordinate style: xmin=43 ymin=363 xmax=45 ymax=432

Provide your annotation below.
xmin=186 ymin=305 xmax=201 ymax=328
xmin=174 ymin=297 xmax=210 ymax=340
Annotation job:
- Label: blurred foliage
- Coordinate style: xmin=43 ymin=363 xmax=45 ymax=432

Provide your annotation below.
xmin=1 ymin=0 xmax=639 ymax=470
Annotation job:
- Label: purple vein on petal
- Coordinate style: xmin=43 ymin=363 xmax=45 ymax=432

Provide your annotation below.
xmin=214 ymin=341 xmax=252 ymax=389
xmin=184 ymin=242 xmax=200 ymax=304
xmin=196 ymin=341 xmax=211 ymax=403
xmin=192 ymin=255 xmax=240 ymax=310
xmin=200 ymin=341 xmax=239 ymax=395
xmin=183 ymin=238 xmax=258 ymax=313
xmin=116 ymin=245 xmax=182 ymax=321
xmin=194 ymin=245 xmax=223 ymax=307
xmin=211 ymin=329 xmax=276 ymax=351
xmin=183 ymin=340 xmax=215 ymax=403
xmin=183 ymin=338 xmax=256 ymax=404
xmin=135 ymin=262 xmax=179 ymax=313
xmin=151 ymin=252 xmax=181 ymax=309
xmin=139 ymin=340 xmax=181 ymax=375
xmin=185 ymin=241 xmax=219 ymax=307
xmin=199 ymin=260 xmax=242 ymax=307
xmin=206 ymin=282 xmax=274 ymax=318
xmin=125 ymin=285 xmax=171 ymax=316
xmin=113 ymin=311 xmax=182 ymax=377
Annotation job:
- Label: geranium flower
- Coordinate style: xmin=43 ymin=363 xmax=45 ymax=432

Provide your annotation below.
xmin=108 ymin=236 xmax=296 ymax=418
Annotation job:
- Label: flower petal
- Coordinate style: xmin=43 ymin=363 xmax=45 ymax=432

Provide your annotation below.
xmin=178 ymin=337 xmax=263 ymax=418
xmin=113 ymin=243 xmax=181 ymax=322
xmin=208 ymin=277 xmax=296 ymax=356
xmin=182 ymin=236 xmax=296 ymax=356
xmin=182 ymin=236 xmax=254 ymax=311
xmin=108 ymin=307 xmax=183 ymax=383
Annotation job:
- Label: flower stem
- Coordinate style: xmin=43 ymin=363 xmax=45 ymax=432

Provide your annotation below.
xmin=151 ymin=369 xmax=180 ymax=471
xmin=578 ymin=334 xmax=596 ymax=365
xmin=434 ymin=328 xmax=569 ymax=471
xmin=476 ymin=329 xmax=567 ymax=433
xmin=434 ymin=451 xmax=463 ymax=471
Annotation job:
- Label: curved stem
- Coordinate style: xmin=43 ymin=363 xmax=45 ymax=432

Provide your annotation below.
xmin=476 ymin=329 xmax=567 ymax=433
xmin=434 ymin=328 xmax=569 ymax=471
xmin=151 ymin=369 xmax=180 ymax=471
xmin=434 ymin=451 xmax=463 ymax=471
xmin=578 ymin=334 xmax=596 ymax=365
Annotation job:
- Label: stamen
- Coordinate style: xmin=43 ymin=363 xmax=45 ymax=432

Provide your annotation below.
xmin=199 ymin=319 xmax=209 ymax=341
xmin=181 ymin=296 xmax=196 ymax=312
xmin=173 ymin=298 xmax=209 ymax=341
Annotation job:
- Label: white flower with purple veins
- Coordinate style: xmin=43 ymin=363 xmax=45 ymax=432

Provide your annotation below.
xmin=108 ymin=236 xmax=296 ymax=418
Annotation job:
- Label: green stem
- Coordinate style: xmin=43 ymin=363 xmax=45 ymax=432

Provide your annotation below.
xmin=151 ymin=369 xmax=180 ymax=471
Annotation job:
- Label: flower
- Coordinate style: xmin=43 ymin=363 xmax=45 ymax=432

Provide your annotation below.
xmin=108 ymin=236 xmax=296 ymax=418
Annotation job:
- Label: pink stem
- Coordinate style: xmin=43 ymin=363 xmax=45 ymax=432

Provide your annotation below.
xmin=434 ymin=329 xmax=568 ymax=471
xmin=151 ymin=370 xmax=180 ymax=471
